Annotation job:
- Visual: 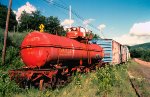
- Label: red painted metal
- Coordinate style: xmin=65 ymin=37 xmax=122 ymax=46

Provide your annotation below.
xmin=21 ymin=31 xmax=104 ymax=68
xmin=9 ymin=69 xmax=58 ymax=81
xmin=66 ymin=27 xmax=86 ymax=38
xmin=66 ymin=27 xmax=93 ymax=40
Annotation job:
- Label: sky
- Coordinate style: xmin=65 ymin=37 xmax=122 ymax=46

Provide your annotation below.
xmin=1 ymin=0 xmax=150 ymax=45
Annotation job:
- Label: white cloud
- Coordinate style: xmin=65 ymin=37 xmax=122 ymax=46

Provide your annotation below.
xmin=113 ymin=34 xmax=150 ymax=46
xmin=83 ymin=19 xmax=95 ymax=27
xmin=13 ymin=10 xmax=17 ymax=14
xmin=113 ymin=21 xmax=150 ymax=46
xmin=129 ymin=21 xmax=150 ymax=36
xmin=15 ymin=2 xmax=36 ymax=21
xmin=61 ymin=19 xmax=74 ymax=26
xmin=97 ymin=24 xmax=106 ymax=31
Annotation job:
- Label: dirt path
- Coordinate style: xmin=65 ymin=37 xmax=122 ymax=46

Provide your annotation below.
xmin=134 ymin=58 xmax=150 ymax=68
xmin=133 ymin=58 xmax=150 ymax=82
xmin=128 ymin=58 xmax=150 ymax=97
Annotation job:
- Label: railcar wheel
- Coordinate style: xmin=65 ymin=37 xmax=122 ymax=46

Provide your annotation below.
xmin=20 ymin=79 xmax=31 ymax=89
xmin=50 ymin=77 xmax=57 ymax=89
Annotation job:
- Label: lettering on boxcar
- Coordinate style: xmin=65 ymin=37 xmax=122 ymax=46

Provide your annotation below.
xmin=60 ymin=48 xmax=72 ymax=56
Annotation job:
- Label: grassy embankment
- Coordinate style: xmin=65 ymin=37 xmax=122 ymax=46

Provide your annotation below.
xmin=0 ymin=29 xmax=149 ymax=97
xmin=128 ymin=60 xmax=150 ymax=97
xmin=0 ymin=28 xmax=27 ymax=97
xmin=13 ymin=62 xmax=138 ymax=97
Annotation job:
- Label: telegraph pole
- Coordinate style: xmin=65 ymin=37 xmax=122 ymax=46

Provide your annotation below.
xmin=69 ymin=5 xmax=71 ymax=28
xmin=2 ymin=0 xmax=12 ymax=65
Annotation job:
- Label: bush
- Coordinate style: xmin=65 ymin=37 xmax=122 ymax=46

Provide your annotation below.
xmin=0 ymin=29 xmax=26 ymax=67
xmin=0 ymin=72 xmax=23 ymax=97
xmin=9 ymin=32 xmax=28 ymax=47
xmin=0 ymin=29 xmax=13 ymax=46
xmin=0 ymin=30 xmax=25 ymax=97
xmin=0 ymin=44 xmax=24 ymax=69
xmin=96 ymin=65 xmax=127 ymax=95
xmin=141 ymin=50 xmax=150 ymax=62
xmin=130 ymin=48 xmax=150 ymax=62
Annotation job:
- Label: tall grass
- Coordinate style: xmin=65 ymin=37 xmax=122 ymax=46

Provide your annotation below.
xmin=128 ymin=61 xmax=150 ymax=97
xmin=0 ymin=29 xmax=28 ymax=97
xmin=95 ymin=63 xmax=137 ymax=97
xmin=0 ymin=29 xmax=27 ymax=69
xmin=0 ymin=72 xmax=23 ymax=97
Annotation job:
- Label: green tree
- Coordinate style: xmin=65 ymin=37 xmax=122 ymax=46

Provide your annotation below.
xmin=18 ymin=11 xmax=46 ymax=32
xmin=0 ymin=3 xmax=17 ymax=31
xmin=130 ymin=47 xmax=150 ymax=62
xmin=141 ymin=49 xmax=150 ymax=62
xmin=45 ymin=16 xmax=59 ymax=34
xmin=130 ymin=48 xmax=142 ymax=58
xmin=18 ymin=11 xmax=31 ymax=32
xmin=30 ymin=11 xmax=46 ymax=30
xmin=45 ymin=16 xmax=66 ymax=36
xmin=18 ymin=11 xmax=66 ymax=36
xmin=93 ymin=34 xmax=100 ymax=39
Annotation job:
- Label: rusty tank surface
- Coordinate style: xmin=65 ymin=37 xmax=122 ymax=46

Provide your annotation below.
xmin=21 ymin=30 xmax=104 ymax=68
xmin=9 ymin=27 xmax=104 ymax=89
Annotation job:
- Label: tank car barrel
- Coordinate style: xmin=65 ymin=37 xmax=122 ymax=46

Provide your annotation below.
xmin=21 ymin=31 xmax=104 ymax=68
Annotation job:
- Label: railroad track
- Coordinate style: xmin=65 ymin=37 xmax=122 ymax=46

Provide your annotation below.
xmin=128 ymin=72 xmax=141 ymax=97
xmin=129 ymin=78 xmax=141 ymax=97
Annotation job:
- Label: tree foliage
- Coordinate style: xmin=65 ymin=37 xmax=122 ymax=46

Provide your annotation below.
xmin=45 ymin=16 xmax=65 ymax=36
xmin=18 ymin=11 xmax=66 ymax=36
xmin=18 ymin=11 xmax=46 ymax=32
xmin=131 ymin=42 xmax=150 ymax=49
xmin=93 ymin=34 xmax=100 ymax=39
xmin=130 ymin=48 xmax=150 ymax=62
xmin=130 ymin=43 xmax=150 ymax=62
xmin=0 ymin=3 xmax=17 ymax=31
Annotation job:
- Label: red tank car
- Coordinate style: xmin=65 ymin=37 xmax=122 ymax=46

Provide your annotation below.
xmin=9 ymin=27 xmax=104 ymax=89
xmin=21 ymin=29 xmax=104 ymax=68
